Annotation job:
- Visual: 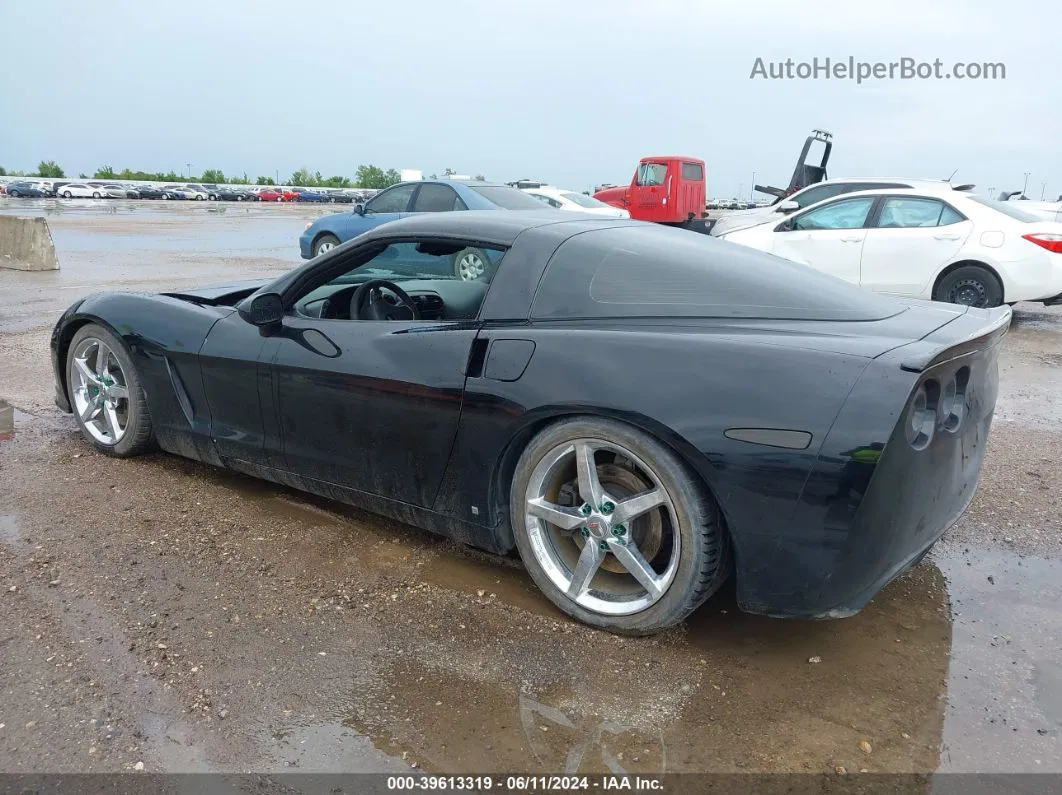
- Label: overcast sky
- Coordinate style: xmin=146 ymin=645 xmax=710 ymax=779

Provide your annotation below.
xmin=1 ymin=0 xmax=1057 ymax=198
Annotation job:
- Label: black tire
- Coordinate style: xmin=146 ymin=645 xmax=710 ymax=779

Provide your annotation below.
xmin=312 ymin=233 xmax=341 ymax=258
xmin=510 ymin=417 xmax=731 ymax=635
xmin=452 ymin=247 xmax=494 ymax=281
xmin=92 ymin=192 xmax=101 ymax=199
xmin=934 ymin=264 xmax=1003 ymax=308
xmin=66 ymin=323 xmax=155 ymax=458
xmin=62 ymin=191 xmax=72 ymax=199
xmin=9 ymin=190 xmax=19 ymax=198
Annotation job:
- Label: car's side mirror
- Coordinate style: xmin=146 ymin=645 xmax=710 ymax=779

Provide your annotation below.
xmin=776 ymin=200 xmax=800 ymax=213
xmin=354 ymin=203 xmax=366 ymax=216
xmin=238 ymin=292 xmax=285 ymax=335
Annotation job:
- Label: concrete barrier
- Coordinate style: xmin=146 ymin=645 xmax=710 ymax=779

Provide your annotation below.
xmin=0 ymin=216 xmax=59 ymax=271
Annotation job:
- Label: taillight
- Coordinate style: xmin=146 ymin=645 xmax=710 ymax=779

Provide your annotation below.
xmin=1022 ymin=233 xmax=1062 ymax=253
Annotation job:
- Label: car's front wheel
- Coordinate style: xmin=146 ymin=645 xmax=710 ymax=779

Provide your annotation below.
xmin=66 ymin=324 xmax=155 ymax=458
xmin=312 ymin=233 xmax=341 ymax=258
xmin=92 ymin=192 xmax=101 ymax=199
xmin=510 ymin=417 xmax=730 ymax=635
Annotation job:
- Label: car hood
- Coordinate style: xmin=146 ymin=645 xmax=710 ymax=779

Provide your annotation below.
xmin=711 ymin=205 xmax=782 ymax=236
xmin=161 ymin=278 xmax=273 ymax=305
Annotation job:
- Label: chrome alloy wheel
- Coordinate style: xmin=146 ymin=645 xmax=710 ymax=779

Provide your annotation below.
xmin=523 ymin=438 xmax=680 ymax=616
xmin=456 ymin=251 xmax=486 ymax=281
xmin=70 ymin=337 xmax=130 ymax=445
xmin=316 ymin=239 xmax=337 ymax=255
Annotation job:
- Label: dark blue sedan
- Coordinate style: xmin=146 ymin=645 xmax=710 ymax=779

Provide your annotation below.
xmin=298 ymin=180 xmax=552 ymax=278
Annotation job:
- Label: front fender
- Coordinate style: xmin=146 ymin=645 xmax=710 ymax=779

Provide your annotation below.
xmin=51 ymin=293 xmax=231 ymax=459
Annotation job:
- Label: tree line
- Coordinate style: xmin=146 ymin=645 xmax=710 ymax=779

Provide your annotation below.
xmin=2 ymin=162 xmax=486 ymax=190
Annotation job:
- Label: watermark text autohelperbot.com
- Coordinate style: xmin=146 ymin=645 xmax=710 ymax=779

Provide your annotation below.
xmin=750 ymin=57 xmax=1005 ymax=83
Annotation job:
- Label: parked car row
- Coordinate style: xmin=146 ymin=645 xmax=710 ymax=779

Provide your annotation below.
xmin=0 ymin=179 xmax=379 ymax=203
xmin=707 ymin=198 xmax=773 ymax=210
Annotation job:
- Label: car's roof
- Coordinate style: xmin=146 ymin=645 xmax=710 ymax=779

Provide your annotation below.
xmin=814 ymin=177 xmax=964 ymax=189
xmin=358 ymin=209 xmax=632 ymax=245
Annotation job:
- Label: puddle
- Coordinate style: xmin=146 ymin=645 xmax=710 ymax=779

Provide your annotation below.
xmin=419 ymin=550 xmax=563 ymax=619
xmin=338 ymin=562 xmax=952 ymax=774
xmin=0 ymin=514 xmax=20 ymax=544
xmin=933 ymin=544 xmax=1062 ymax=772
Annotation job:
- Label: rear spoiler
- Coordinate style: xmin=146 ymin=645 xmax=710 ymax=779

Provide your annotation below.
xmin=899 ymin=305 xmax=1012 ymax=372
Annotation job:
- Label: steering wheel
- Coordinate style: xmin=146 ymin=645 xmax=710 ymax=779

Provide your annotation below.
xmin=350 ymin=279 xmax=420 ymax=321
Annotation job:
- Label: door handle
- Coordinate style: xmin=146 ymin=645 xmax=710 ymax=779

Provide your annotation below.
xmin=933 ymin=234 xmax=961 ymax=240
xmin=840 ymin=236 xmax=863 ymax=242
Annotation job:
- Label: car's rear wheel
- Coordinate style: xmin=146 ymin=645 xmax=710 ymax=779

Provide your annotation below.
xmin=312 ymin=233 xmax=341 ymax=258
xmin=935 ymin=265 xmax=1003 ymax=308
xmin=66 ymin=324 xmax=154 ymax=458
xmin=92 ymin=192 xmax=101 ymax=199
xmin=453 ymin=247 xmax=492 ymax=281
xmin=62 ymin=191 xmax=72 ymax=198
xmin=510 ymin=417 xmax=730 ymax=635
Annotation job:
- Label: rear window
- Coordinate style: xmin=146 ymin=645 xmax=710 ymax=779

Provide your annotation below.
xmin=966 ymin=195 xmax=1040 ymax=222
xmin=681 ymin=162 xmax=704 ymax=181
xmin=468 ymin=186 xmax=548 ymax=210
xmin=531 ymin=225 xmax=902 ymax=321
xmin=561 ymin=192 xmax=609 ymax=209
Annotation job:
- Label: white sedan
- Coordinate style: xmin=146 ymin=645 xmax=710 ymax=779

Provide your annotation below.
xmin=57 ymin=183 xmax=107 ymax=199
xmin=716 ymin=187 xmax=1062 ymax=307
xmin=522 ymin=185 xmax=630 ymax=218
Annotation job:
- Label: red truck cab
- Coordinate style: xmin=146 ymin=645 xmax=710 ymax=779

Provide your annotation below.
xmin=594 ymin=157 xmax=707 ymax=229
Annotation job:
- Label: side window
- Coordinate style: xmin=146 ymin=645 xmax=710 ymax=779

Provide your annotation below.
xmin=528 ymin=192 xmax=553 ymax=206
xmin=635 ymin=163 xmax=668 ymax=187
xmin=938 ymin=204 xmax=965 ymax=225
xmin=291 ymin=240 xmax=508 ymax=322
xmin=876 ymin=198 xmax=960 ymax=228
xmin=787 ymin=197 xmax=876 ymax=231
xmin=792 ymin=184 xmax=848 ymax=208
xmin=365 ymin=184 xmax=416 ymax=213
xmin=412 ymin=183 xmax=460 ymax=212
xmin=681 ymin=162 xmax=704 ymax=181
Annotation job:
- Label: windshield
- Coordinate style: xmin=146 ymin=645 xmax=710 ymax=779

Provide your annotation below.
xmin=561 ymin=192 xmax=610 ymax=209
xmin=968 ymin=195 xmax=1040 ymax=222
xmin=468 ymin=185 xmax=549 ymax=210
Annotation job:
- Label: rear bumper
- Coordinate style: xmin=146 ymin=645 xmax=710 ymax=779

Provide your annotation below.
xmin=733 ymin=307 xmax=1008 ymax=619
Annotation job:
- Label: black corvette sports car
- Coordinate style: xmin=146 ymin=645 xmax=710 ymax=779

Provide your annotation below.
xmin=50 ymin=211 xmax=1010 ymax=634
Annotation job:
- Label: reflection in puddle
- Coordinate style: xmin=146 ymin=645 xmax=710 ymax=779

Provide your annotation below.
xmin=934 ymin=544 xmax=1062 ymax=772
xmin=0 ymin=514 xmax=20 ymax=545
xmin=342 ymin=563 xmax=951 ymax=774
xmin=0 ymin=400 xmax=13 ymax=442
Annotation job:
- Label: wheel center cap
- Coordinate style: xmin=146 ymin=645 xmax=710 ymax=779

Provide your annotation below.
xmin=585 ymin=515 xmax=609 ymax=539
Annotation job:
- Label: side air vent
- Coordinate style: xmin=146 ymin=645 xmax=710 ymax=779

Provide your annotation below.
xmin=413 ymin=293 xmax=445 ymax=320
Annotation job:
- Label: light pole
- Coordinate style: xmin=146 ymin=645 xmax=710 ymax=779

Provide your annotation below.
xmin=186 ymin=163 xmax=192 ymax=179
xmin=1022 ymin=172 xmax=1030 ymax=197
xmin=1042 ymin=182 xmax=1048 ymax=200
xmin=988 ymin=187 xmax=995 ymax=201
xmin=751 ymin=171 xmax=756 ymax=202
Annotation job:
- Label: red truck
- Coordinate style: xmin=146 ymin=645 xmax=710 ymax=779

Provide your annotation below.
xmin=594 ymin=130 xmax=833 ymax=234
xmin=594 ymin=157 xmax=710 ymax=232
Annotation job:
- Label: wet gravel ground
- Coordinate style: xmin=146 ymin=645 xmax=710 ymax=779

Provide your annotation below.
xmin=0 ymin=199 xmax=1059 ymax=776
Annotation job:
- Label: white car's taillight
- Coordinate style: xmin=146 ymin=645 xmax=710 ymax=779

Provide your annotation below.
xmin=1022 ymin=233 xmax=1062 ymax=253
